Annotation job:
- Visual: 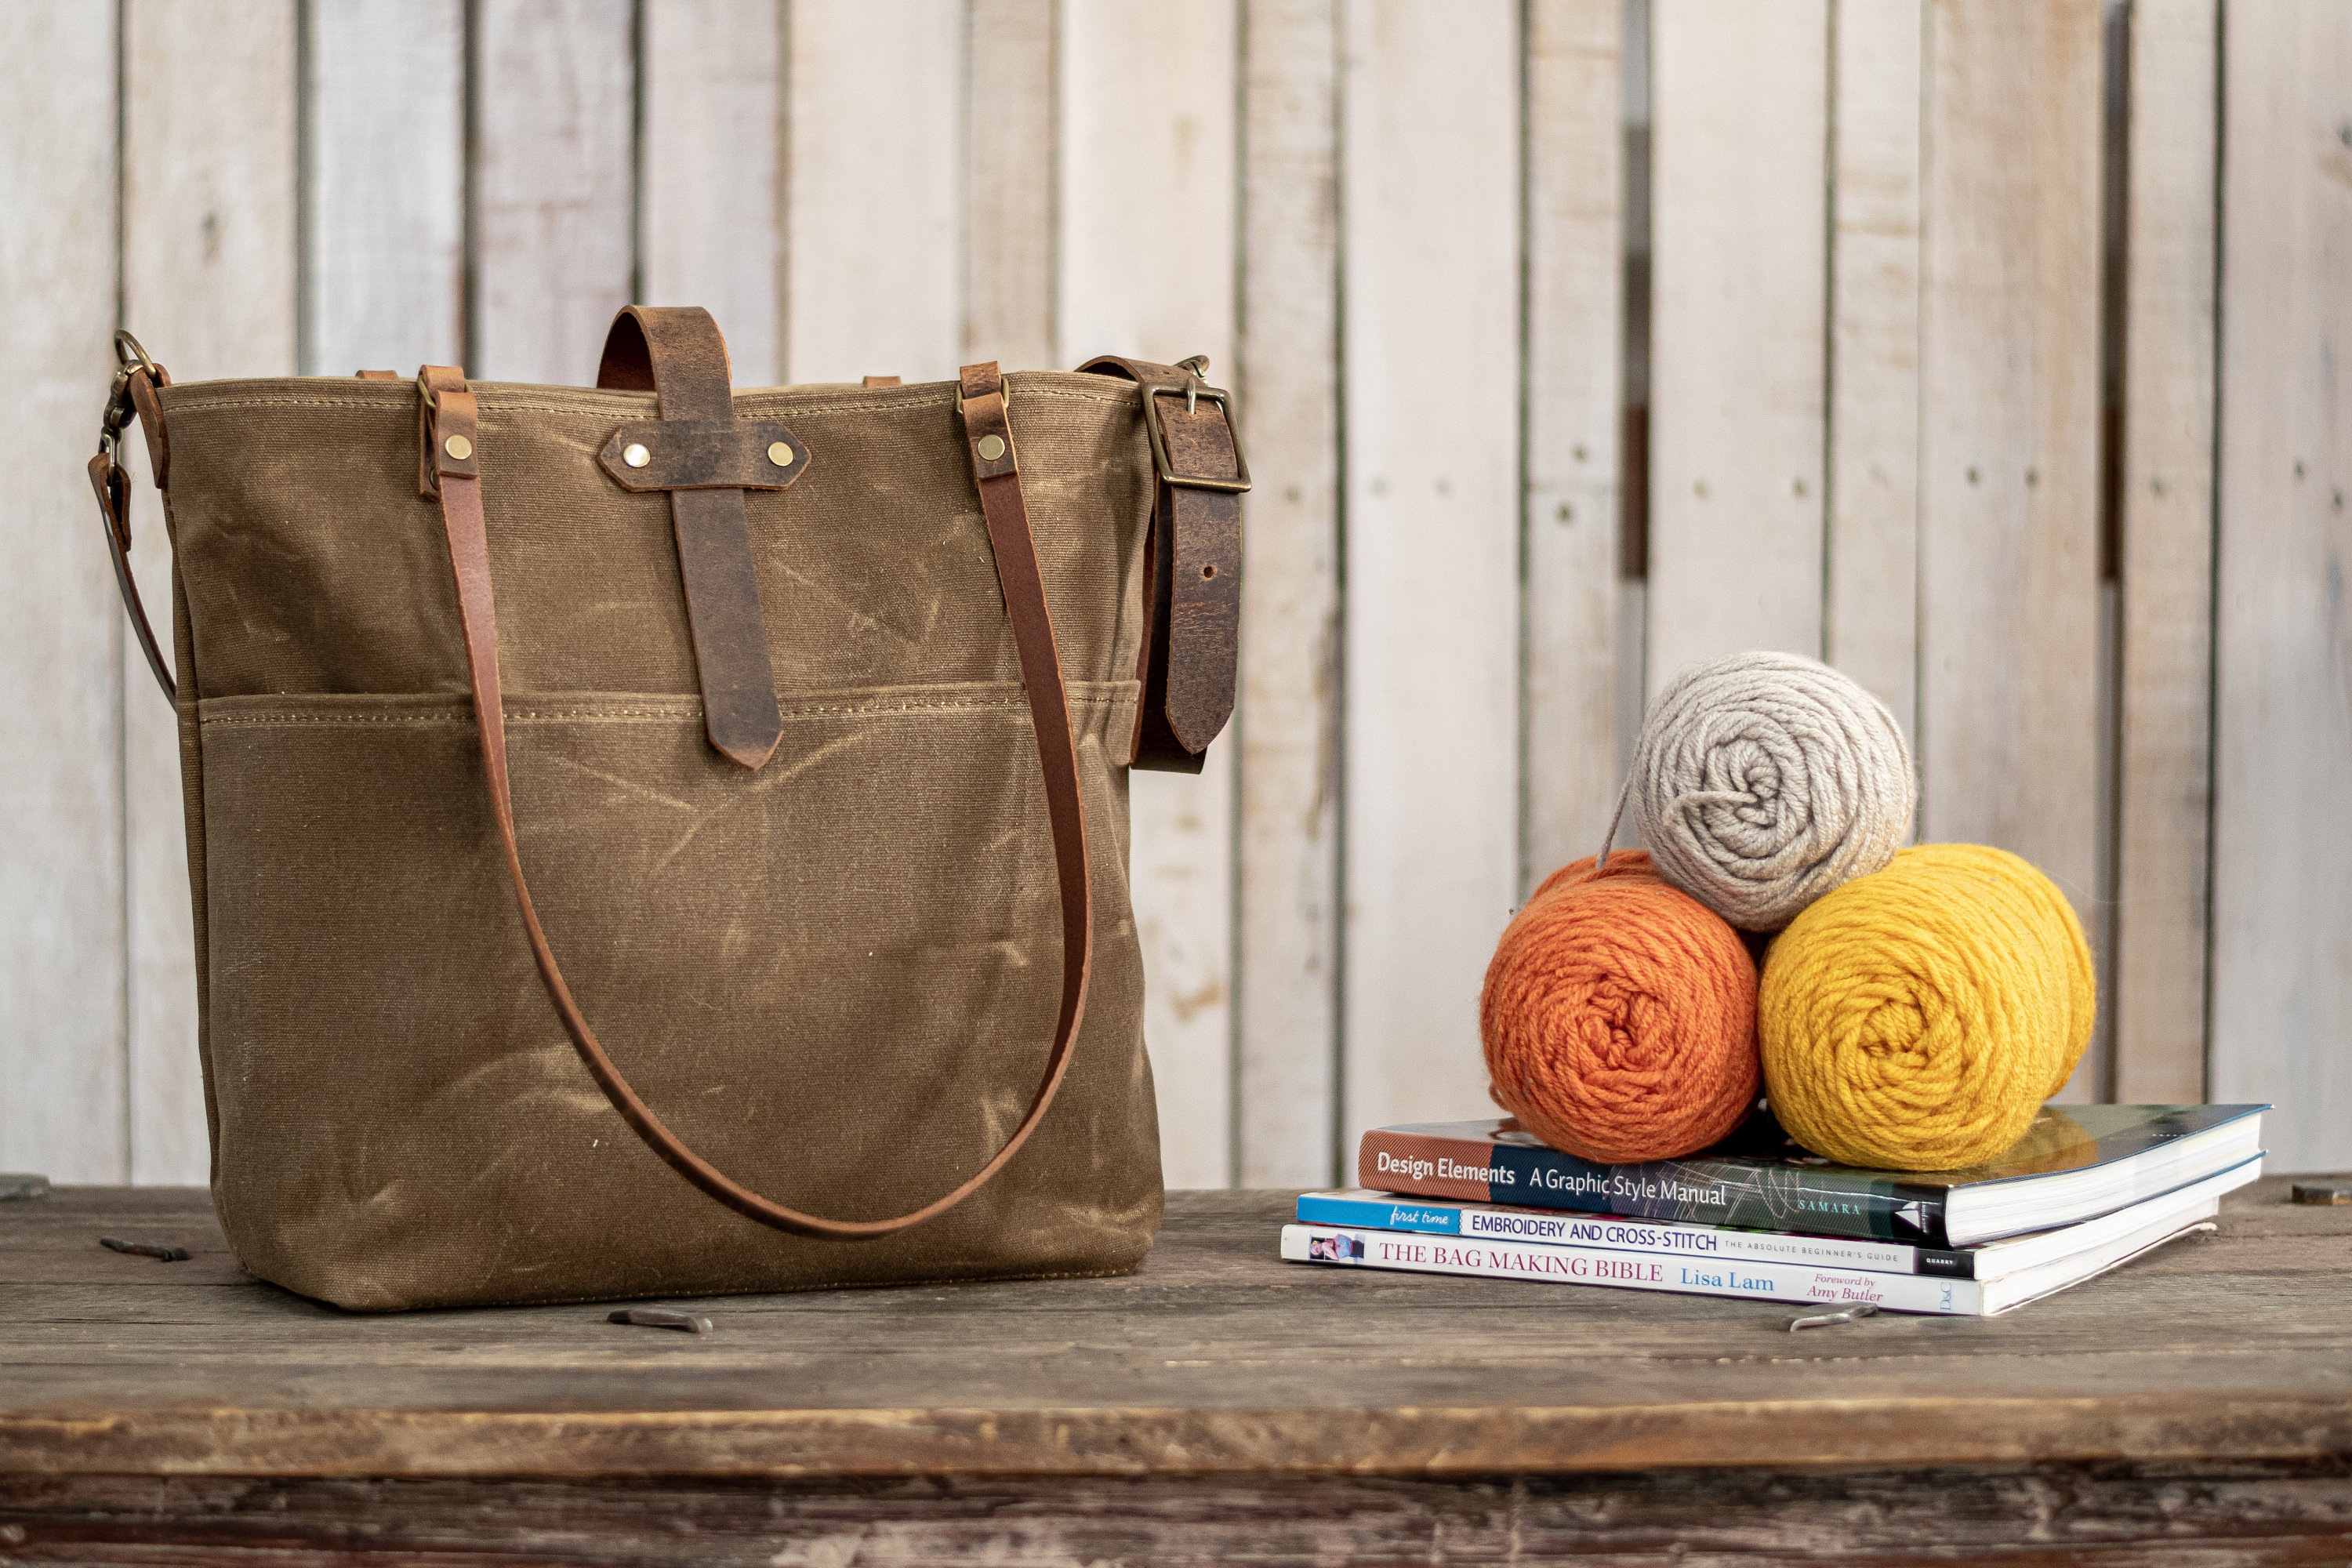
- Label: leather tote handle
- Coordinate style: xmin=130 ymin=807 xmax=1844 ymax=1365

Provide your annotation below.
xmin=415 ymin=350 xmax=1094 ymax=1241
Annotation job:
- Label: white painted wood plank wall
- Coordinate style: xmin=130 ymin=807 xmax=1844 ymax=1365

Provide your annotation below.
xmin=0 ymin=0 xmax=124 ymax=1185
xmin=2114 ymin=0 xmax=2216 ymax=1106
xmin=1917 ymin=0 xmax=2106 ymax=1099
xmin=1339 ymin=0 xmax=1523 ymax=1138
xmin=121 ymin=0 xmax=299 ymax=1183
xmin=1646 ymin=0 xmax=1828 ymax=693
xmin=5 ymin=0 xmax=2347 ymax=1189
xmin=2212 ymin=0 xmax=2352 ymax=1171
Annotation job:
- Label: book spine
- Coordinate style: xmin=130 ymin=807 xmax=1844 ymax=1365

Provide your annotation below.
xmin=1282 ymin=1224 xmax=1980 ymax=1315
xmin=1294 ymin=1193 xmax=1973 ymax=1277
xmin=1358 ymin=1129 xmax=1952 ymax=1245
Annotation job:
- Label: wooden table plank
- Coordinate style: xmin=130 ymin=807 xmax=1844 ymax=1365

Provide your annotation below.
xmin=2 ymin=1179 xmax=2347 ymax=1479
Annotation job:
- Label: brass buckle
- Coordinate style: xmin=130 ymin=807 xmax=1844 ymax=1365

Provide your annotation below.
xmin=1137 ymin=364 xmax=1250 ymax=494
xmin=98 ymin=330 xmax=161 ymax=462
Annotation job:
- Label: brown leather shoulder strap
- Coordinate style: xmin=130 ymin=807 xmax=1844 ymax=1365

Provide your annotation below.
xmin=418 ymin=358 xmax=1093 ymax=1242
xmin=1076 ymin=355 xmax=1244 ymax=772
xmin=597 ymin=306 xmax=786 ymax=770
xmin=89 ymin=332 xmax=176 ymax=700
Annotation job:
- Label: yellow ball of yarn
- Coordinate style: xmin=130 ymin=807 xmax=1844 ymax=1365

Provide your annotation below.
xmin=1758 ymin=844 xmax=2095 ymax=1171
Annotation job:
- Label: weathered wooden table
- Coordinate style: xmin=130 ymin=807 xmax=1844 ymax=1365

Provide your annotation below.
xmin=2 ymin=1178 xmax=2347 ymax=1564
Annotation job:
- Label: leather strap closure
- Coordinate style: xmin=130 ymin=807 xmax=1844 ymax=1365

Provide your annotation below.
xmin=596 ymin=419 xmax=808 ymax=491
xmin=89 ymin=330 xmax=176 ymax=700
xmin=1078 ymin=356 xmax=1246 ymax=771
xmin=595 ymin=306 xmax=786 ymax=771
xmin=414 ymin=354 xmax=1094 ymax=1243
xmin=862 ymin=375 xmax=901 ymax=388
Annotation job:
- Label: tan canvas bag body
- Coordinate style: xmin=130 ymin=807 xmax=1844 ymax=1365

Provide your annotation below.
xmin=86 ymin=310 xmax=1244 ymax=1311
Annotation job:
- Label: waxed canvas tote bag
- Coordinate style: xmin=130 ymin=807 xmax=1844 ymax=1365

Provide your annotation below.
xmin=85 ymin=307 xmax=1245 ymax=1311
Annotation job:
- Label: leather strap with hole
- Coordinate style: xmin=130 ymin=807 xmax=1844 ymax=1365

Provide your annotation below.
xmin=87 ymin=348 xmax=176 ymax=701
xmin=596 ymin=307 xmax=787 ymax=771
xmin=1076 ymin=357 xmax=1242 ymax=772
xmin=416 ymin=357 xmax=1094 ymax=1241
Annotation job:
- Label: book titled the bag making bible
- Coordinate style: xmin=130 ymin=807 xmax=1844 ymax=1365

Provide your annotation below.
xmin=1358 ymin=1104 xmax=2266 ymax=1247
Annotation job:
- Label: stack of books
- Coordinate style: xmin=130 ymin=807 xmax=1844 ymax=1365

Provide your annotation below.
xmin=1283 ymin=1105 xmax=2267 ymax=1316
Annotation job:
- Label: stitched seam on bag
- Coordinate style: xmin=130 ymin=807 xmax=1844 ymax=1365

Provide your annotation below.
xmin=160 ymin=381 xmax=1135 ymax=418
xmin=199 ymin=691 xmax=1131 ymax=728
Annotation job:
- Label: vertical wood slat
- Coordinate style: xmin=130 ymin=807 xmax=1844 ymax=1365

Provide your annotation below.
xmin=1522 ymin=0 xmax=1624 ymax=889
xmin=964 ymin=0 xmax=1057 ymax=370
xmin=122 ymin=0 xmax=300 ymax=1184
xmin=1917 ymin=0 xmax=2105 ymax=1099
xmin=1060 ymin=0 xmax=1240 ymax=1189
xmin=1236 ymin=0 xmax=1341 ymax=1188
xmin=1825 ymin=0 xmax=1922 ymax=743
xmin=303 ymin=0 xmax=466 ymax=376
xmin=783 ymin=0 xmax=961 ymax=385
xmin=473 ymin=0 xmax=635 ymax=384
xmin=2112 ymin=0 xmax=2217 ymax=1105
xmin=0 ymin=0 xmax=126 ymax=1184
xmin=1646 ymin=0 xmax=1828 ymax=696
xmin=641 ymin=0 xmax=782 ymax=384
xmin=1340 ymin=0 xmax=1522 ymax=1138
xmin=2211 ymin=0 xmax=2352 ymax=1171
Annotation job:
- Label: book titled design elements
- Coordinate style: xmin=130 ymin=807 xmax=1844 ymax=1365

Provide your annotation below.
xmin=1285 ymin=1169 xmax=2241 ymax=1316
xmin=1299 ymin=1153 xmax=2261 ymax=1281
xmin=1358 ymin=1104 xmax=2264 ymax=1247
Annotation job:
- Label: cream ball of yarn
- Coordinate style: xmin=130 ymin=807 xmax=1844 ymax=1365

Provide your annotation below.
xmin=1612 ymin=650 xmax=1915 ymax=932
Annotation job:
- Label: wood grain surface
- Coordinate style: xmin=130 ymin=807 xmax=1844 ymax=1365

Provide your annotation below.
xmin=1062 ymin=0 xmax=1241 ymax=1189
xmin=642 ymin=0 xmax=783 ymax=386
xmin=5 ymin=1461 xmax=2351 ymax=1566
xmin=1522 ymin=0 xmax=1626 ymax=889
xmin=1825 ymin=0 xmax=1924 ymax=744
xmin=1236 ymin=0 xmax=1343 ymax=1188
xmin=2113 ymin=0 xmax=2218 ymax=1106
xmin=2210 ymin=1 xmax=2352 ymax=1174
xmin=4 ymin=1179 xmax=2347 ymax=1481
xmin=784 ymin=0 xmax=961 ymax=385
xmin=303 ymin=0 xmax=466 ymax=377
xmin=1339 ymin=1 xmax=1523 ymax=1138
xmin=1646 ymin=0 xmax=1828 ymax=693
xmin=472 ymin=0 xmax=634 ymax=385
xmin=121 ymin=0 xmax=299 ymax=1185
xmin=0 ymin=0 xmax=127 ymax=1187
xmin=1917 ymin=0 xmax=2106 ymax=1099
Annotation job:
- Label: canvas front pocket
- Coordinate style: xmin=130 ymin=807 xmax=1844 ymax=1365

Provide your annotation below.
xmin=192 ymin=684 xmax=1154 ymax=1309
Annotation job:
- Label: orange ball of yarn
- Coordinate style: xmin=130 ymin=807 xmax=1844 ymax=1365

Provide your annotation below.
xmin=1480 ymin=850 xmax=1761 ymax=1163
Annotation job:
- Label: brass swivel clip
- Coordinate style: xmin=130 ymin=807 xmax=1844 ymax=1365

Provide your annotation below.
xmin=1175 ymin=354 xmax=1211 ymax=416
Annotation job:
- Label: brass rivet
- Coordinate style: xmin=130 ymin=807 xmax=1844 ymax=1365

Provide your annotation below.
xmin=444 ymin=434 xmax=472 ymax=461
xmin=978 ymin=434 xmax=1007 ymax=462
xmin=622 ymin=443 xmax=651 ymax=468
xmin=768 ymin=441 xmax=793 ymax=466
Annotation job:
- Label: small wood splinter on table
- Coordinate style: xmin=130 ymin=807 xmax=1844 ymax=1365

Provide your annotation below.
xmin=1788 ymin=1303 xmax=1878 ymax=1332
xmin=99 ymin=1237 xmax=191 ymax=1261
xmin=2290 ymin=1183 xmax=2351 ymax=1206
xmin=608 ymin=1308 xmax=713 ymax=1334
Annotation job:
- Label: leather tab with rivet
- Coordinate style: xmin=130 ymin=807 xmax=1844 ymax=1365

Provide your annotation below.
xmin=595 ymin=419 xmax=810 ymax=491
xmin=1077 ymin=355 xmax=1247 ymax=771
xmin=416 ymin=365 xmax=477 ymax=497
xmin=959 ymin=364 xmax=1019 ymax=480
xmin=595 ymin=306 xmax=786 ymax=771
